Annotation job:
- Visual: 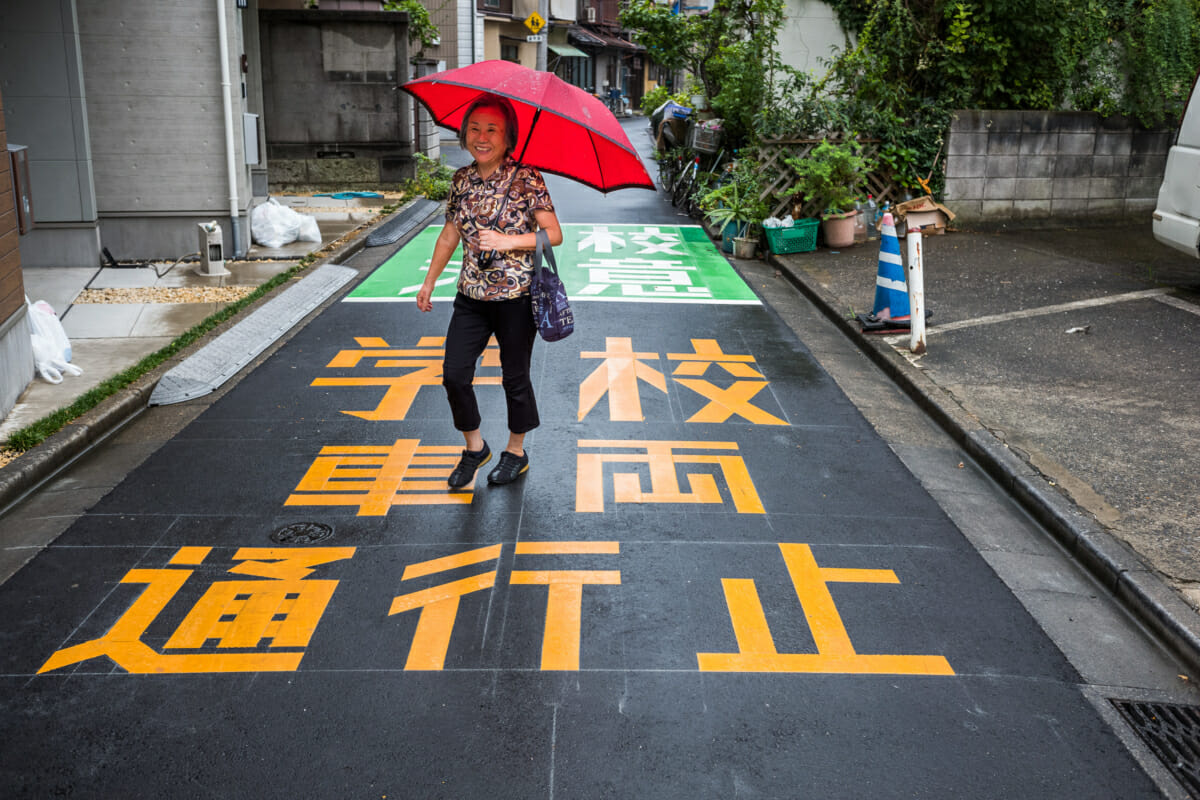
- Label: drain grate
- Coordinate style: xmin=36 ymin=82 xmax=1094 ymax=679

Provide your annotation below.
xmin=1111 ymin=699 xmax=1200 ymax=794
xmin=364 ymin=198 xmax=439 ymax=247
xmin=270 ymin=522 xmax=334 ymax=544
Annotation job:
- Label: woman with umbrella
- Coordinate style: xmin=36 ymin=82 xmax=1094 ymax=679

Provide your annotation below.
xmin=416 ymin=93 xmax=563 ymax=488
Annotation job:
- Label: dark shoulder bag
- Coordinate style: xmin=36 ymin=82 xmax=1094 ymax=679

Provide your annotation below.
xmin=529 ymin=229 xmax=574 ymax=342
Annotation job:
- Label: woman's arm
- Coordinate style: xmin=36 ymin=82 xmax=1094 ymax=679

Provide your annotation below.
xmin=477 ymin=208 xmax=563 ymax=251
xmin=416 ymin=222 xmax=461 ymax=312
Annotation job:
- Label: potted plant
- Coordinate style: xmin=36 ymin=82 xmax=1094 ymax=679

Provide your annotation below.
xmin=784 ymin=140 xmax=874 ymax=249
xmin=699 ymin=159 xmax=771 ymax=258
xmin=700 ymin=178 xmax=768 ymax=259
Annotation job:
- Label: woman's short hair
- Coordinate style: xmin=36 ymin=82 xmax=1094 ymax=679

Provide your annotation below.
xmin=459 ymin=93 xmax=520 ymax=155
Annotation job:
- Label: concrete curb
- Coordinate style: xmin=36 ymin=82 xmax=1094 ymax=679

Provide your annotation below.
xmin=0 ymin=197 xmax=441 ymax=517
xmin=767 ymin=250 xmax=1200 ymax=677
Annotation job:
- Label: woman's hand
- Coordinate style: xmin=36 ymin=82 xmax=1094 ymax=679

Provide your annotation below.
xmin=477 ymin=229 xmax=512 ymax=252
xmin=416 ymin=283 xmax=434 ymax=312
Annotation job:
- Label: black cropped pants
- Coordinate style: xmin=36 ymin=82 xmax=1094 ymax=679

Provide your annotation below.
xmin=442 ymin=292 xmax=540 ymax=435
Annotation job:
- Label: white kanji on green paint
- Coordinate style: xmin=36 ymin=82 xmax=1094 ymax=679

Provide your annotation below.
xmin=346 ymin=223 xmax=759 ymax=305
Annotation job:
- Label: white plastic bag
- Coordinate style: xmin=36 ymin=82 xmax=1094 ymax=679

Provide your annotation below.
xmin=297 ymin=212 xmax=321 ymax=244
xmin=251 ymin=198 xmax=322 ymax=248
xmin=28 ymin=299 xmax=82 ymax=384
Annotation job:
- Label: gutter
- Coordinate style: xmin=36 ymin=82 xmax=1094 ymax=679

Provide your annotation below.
xmin=216 ymin=0 xmax=242 ymax=256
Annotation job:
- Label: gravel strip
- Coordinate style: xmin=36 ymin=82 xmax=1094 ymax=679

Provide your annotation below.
xmin=76 ymin=287 xmax=258 ymax=304
xmin=0 ymin=450 xmax=17 ymax=470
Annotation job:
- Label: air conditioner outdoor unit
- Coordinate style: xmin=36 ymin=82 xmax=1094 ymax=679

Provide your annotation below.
xmin=586 ymin=7 xmax=596 ymax=22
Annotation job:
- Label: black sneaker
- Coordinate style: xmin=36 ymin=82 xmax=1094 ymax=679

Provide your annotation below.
xmin=448 ymin=442 xmax=491 ymax=488
xmin=487 ymin=450 xmax=529 ymax=485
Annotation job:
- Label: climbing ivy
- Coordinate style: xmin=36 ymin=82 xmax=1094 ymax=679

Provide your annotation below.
xmin=818 ymin=0 xmax=1200 ymax=127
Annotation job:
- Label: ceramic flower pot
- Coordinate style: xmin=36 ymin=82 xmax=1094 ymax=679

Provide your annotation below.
xmin=821 ymin=210 xmax=858 ymax=249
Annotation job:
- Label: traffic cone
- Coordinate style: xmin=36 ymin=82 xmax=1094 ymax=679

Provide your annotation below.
xmin=856 ymin=212 xmax=914 ymax=333
xmin=871 ymin=212 xmax=910 ymax=321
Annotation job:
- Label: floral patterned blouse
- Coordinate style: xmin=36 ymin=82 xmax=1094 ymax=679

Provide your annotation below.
xmin=447 ymin=156 xmax=555 ymax=301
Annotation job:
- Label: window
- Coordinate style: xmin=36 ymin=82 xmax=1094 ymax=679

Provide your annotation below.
xmin=554 ymin=56 xmax=592 ymax=92
xmin=501 ymin=43 xmax=519 ymax=63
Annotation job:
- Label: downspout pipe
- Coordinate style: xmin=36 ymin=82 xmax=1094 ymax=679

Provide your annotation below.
xmin=216 ymin=0 xmax=242 ymax=256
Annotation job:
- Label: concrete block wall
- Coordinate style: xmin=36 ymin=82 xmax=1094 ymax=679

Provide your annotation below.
xmin=944 ymin=110 xmax=1172 ymax=227
xmin=260 ymin=10 xmax=413 ymax=187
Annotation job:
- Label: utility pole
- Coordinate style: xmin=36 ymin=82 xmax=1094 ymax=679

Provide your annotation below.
xmin=536 ymin=0 xmax=548 ymax=71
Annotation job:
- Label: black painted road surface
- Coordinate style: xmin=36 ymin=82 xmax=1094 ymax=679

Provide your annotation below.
xmin=0 ymin=128 xmax=1166 ymax=798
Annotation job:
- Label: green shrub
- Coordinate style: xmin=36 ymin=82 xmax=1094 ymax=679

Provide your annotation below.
xmin=783 ymin=140 xmax=874 ymax=217
xmin=640 ymin=84 xmax=690 ymax=116
xmin=403 ymin=153 xmax=454 ymax=201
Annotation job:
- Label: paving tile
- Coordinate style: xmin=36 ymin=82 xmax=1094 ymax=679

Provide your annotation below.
xmin=19 ymin=267 xmax=97 ymax=315
xmin=130 ymin=302 xmax=224 ymax=337
xmin=0 ymin=336 xmax=174 ymax=439
xmin=87 ymin=267 xmax=161 ymax=289
xmin=60 ymin=303 xmax=143 ymax=338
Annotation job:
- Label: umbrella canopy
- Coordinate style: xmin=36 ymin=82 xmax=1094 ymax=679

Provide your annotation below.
xmin=401 ymin=60 xmax=655 ymax=193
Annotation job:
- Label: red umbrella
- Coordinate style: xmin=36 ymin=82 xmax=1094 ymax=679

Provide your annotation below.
xmin=401 ymin=60 xmax=655 ymax=193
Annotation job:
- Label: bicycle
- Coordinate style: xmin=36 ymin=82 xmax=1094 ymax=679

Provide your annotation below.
xmin=657 ymin=146 xmax=689 ymax=195
xmin=672 ymin=155 xmax=701 ymax=209
xmin=676 ymin=146 xmax=731 ymax=218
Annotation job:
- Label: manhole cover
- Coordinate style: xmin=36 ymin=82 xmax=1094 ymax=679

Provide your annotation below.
xmin=271 ymin=522 xmax=334 ymax=544
xmin=1111 ymin=699 xmax=1200 ymax=794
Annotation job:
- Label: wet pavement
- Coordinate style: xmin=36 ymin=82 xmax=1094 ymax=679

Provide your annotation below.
xmin=1 ymin=198 xmax=378 ymax=443
xmin=0 ymin=120 xmax=1198 ymax=797
xmin=769 ymin=224 xmax=1200 ymax=615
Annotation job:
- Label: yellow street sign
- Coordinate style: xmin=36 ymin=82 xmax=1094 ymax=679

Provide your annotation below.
xmin=524 ymin=11 xmax=546 ymax=34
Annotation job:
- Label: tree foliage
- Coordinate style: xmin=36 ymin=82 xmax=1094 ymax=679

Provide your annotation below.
xmin=751 ymin=0 xmax=1200 ymax=200
xmin=383 ymin=0 xmax=443 ymax=49
xmin=620 ymin=0 xmax=786 ymax=145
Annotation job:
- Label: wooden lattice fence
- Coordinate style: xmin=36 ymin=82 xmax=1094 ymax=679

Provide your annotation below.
xmin=754 ymin=136 xmax=907 ymax=219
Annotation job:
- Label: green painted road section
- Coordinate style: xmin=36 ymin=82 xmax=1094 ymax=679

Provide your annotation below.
xmin=345 ymin=223 xmax=760 ymax=305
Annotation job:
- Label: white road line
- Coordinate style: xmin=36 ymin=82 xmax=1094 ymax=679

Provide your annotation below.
xmin=1155 ymin=293 xmax=1200 ymax=317
xmin=886 ymin=289 xmax=1171 ymax=340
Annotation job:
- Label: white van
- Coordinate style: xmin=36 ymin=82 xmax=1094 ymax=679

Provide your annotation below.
xmin=1154 ymin=72 xmax=1200 ymax=257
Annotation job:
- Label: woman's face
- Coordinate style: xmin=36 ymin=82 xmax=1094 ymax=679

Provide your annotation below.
xmin=465 ymin=108 xmax=508 ymax=172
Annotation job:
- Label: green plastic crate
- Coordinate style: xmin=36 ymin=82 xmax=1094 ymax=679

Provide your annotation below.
xmin=764 ymin=219 xmax=819 ymax=254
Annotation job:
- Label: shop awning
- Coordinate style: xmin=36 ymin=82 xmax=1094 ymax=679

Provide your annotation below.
xmin=549 ymin=43 xmax=590 ymax=58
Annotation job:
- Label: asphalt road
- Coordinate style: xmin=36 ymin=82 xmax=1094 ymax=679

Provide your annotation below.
xmin=0 ymin=120 xmax=1194 ymax=798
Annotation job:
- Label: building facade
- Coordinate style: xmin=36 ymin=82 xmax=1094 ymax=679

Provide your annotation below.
xmin=0 ymin=89 xmax=33 ymax=420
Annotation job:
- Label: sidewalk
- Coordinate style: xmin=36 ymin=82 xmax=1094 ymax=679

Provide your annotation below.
xmin=0 ymin=196 xmax=385 ymax=449
xmin=766 ymin=222 xmax=1200 ymax=666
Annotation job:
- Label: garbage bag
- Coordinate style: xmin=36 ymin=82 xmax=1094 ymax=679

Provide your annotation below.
xmin=251 ymin=198 xmax=322 ymax=248
xmin=28 ymin=298 xmax=82 ymax=384
xmin=297 ymin=212 xmax=321 ymax=244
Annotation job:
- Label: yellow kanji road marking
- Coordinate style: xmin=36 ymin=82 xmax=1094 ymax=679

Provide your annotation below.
xmin=673 ymin=379 xmax=787 ymax=425
xmin=578 ymin=337 xmax=666 ymax=422
xmin=698 ymin=544 xmax=954 ymax=675
xmin=315 ymin=336 xmax=500 ymax=421
xmin=576 ymin=440 xmax=764 ymax=514
xmin=39 ymin=547 xmax=354 ymax=675
xmin=286 ymin=441 xmax=472 ymax=515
